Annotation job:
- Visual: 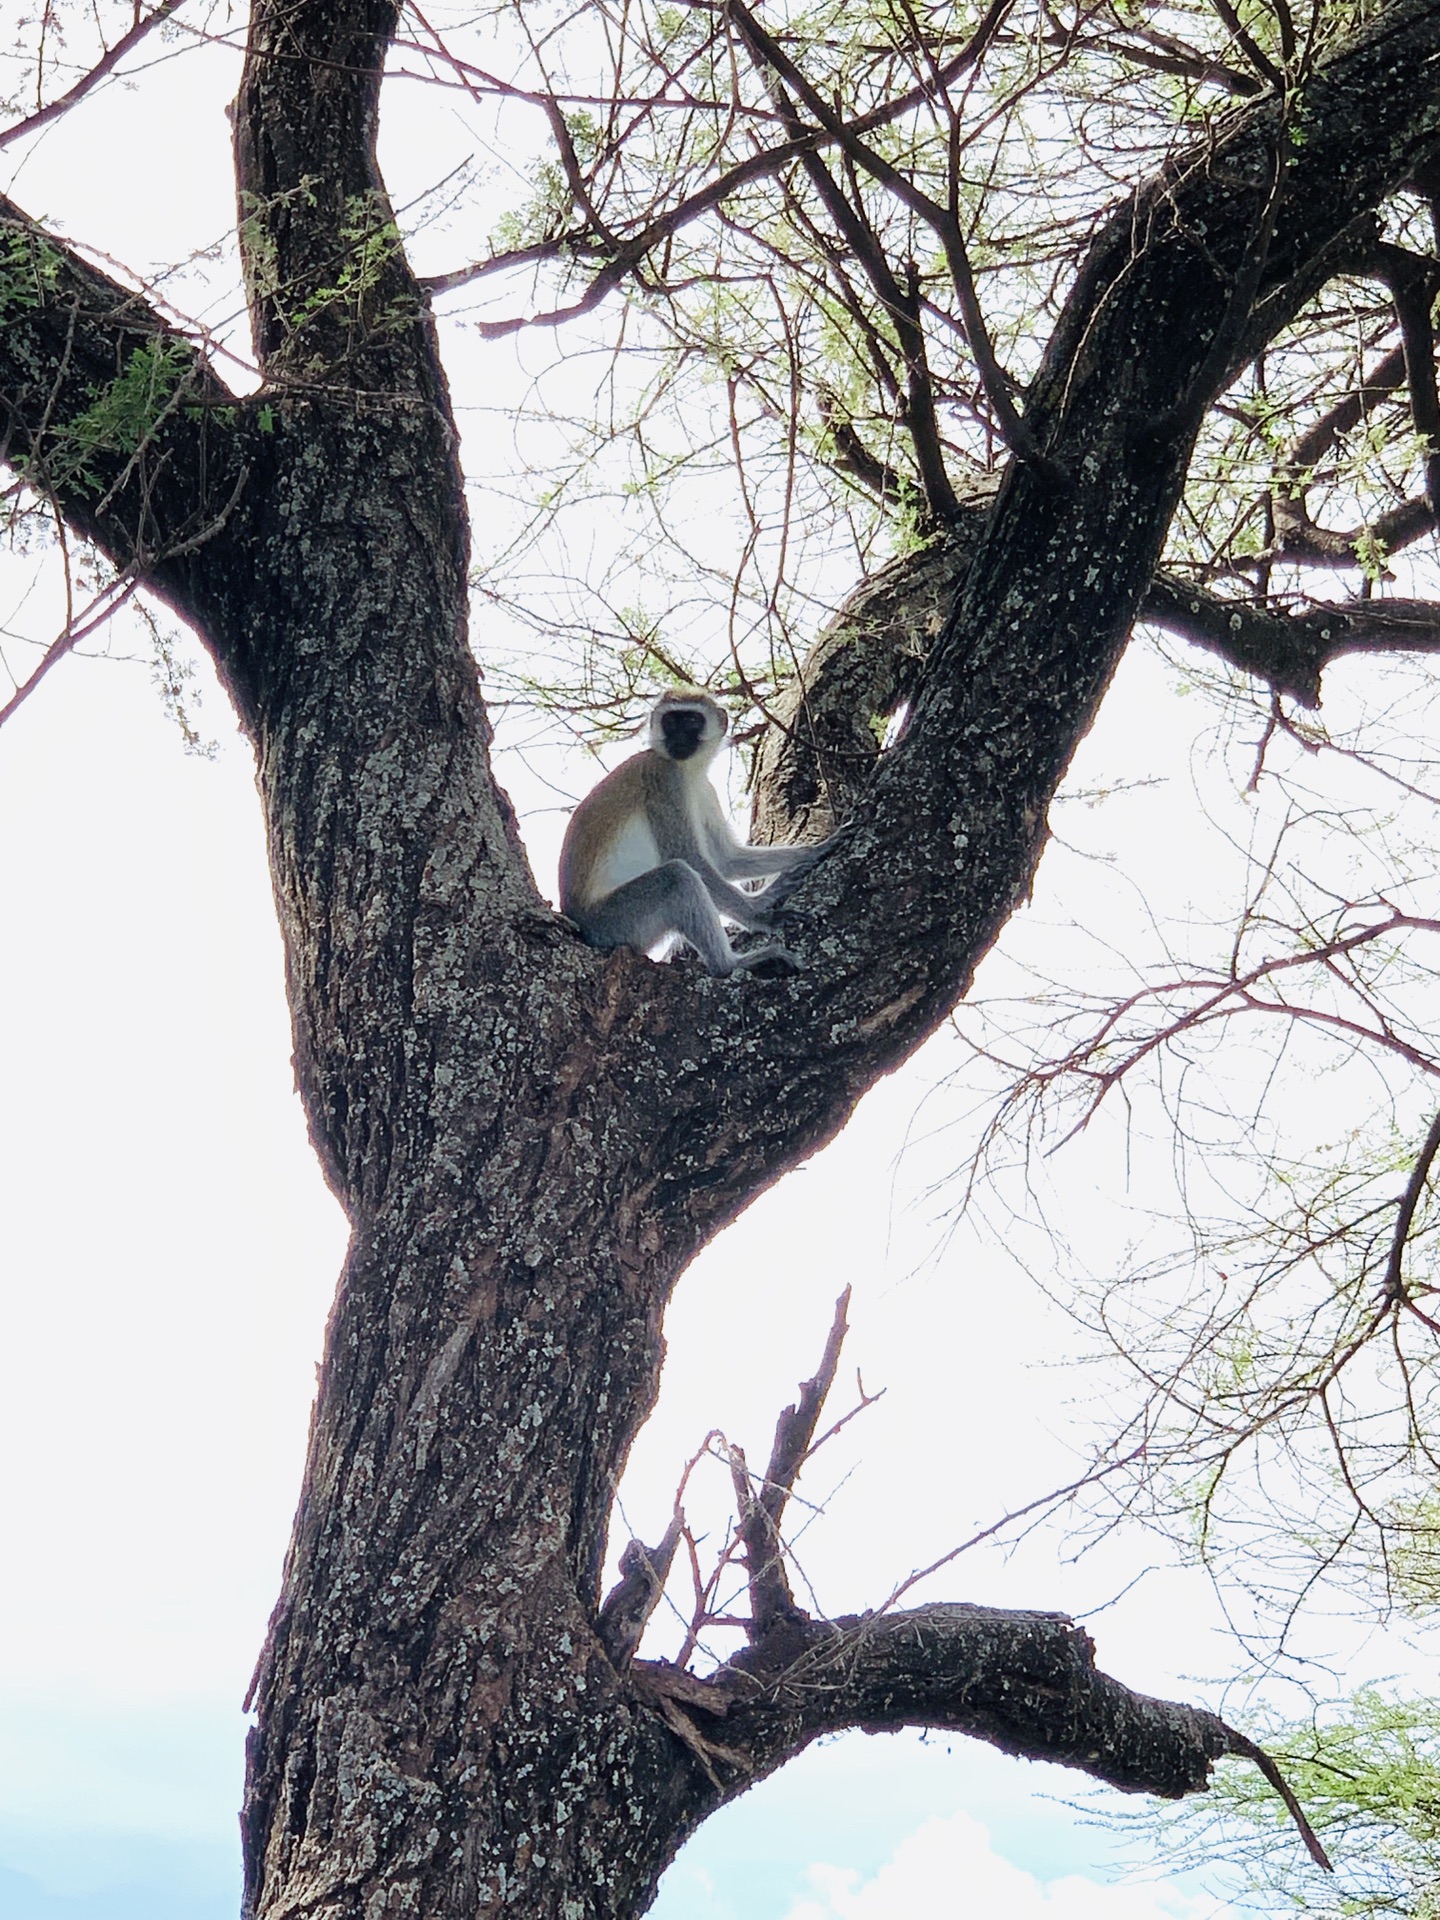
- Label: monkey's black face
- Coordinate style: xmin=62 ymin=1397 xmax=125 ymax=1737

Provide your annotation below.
xmin=660 ymin=706 xmax=708 ymax=760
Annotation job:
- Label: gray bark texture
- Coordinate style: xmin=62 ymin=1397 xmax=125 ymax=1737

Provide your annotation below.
xmin=3 ymin=0 xmax=1439 ymax=1912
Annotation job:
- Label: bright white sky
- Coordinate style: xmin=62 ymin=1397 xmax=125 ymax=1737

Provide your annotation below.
xmin=0 ymin=10 xmax=1430 ymax=1918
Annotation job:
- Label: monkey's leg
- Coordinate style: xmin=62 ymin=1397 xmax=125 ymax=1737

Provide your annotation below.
xmin=694 ymin=866 xmax=787 ymax=930
xmin=583 ymin=862 xmax=742 ymax=973
xmin=586 ymin=863 xmax=798 ymax=976
xmin=658 ymin=865 xmax=802 ymax=972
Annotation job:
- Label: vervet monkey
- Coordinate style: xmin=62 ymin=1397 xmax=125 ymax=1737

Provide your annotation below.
xmin=559 ymin=688 xmax=827 ymax=976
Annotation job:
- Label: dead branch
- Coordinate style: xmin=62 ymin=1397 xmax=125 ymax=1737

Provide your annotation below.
xmin=598 ymin=1512 xmax=687 ymax=1670
xmin=707 ymin=1596 xmax=1332 ymax=1866
xmin=730 ymin=1288 xmax=852 ymax=1636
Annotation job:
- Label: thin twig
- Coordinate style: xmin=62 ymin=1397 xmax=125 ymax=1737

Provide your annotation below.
xmin=0 ymin=579 xmax=141 ymax=730
xmin=0 ymin=0 xmax=188 ymax=151
xmin=1381 ymin=1107 xmax=1440 ymax=1330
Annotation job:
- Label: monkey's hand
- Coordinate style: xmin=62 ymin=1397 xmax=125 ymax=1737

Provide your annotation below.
xmin=757 ymin=838 xmax=834 ymax=913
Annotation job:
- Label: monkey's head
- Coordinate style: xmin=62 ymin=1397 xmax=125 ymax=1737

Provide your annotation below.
xmin=650 ymin=688 xmax=727 ymax=764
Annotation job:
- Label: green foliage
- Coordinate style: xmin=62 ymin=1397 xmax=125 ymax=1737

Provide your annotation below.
xmin=1355 ymin=526 xmax=1392 ymax=584
xmin=1389 ymin=1496 xmax=1440 ymax=1613
xmin=145 ymin=606 xmax=218 ymax=760
xmin=466 ymin=0 xmax=1424 ymax=759
xmin=0 ymin=224 xmax=62 ymax=324
xmin=1156 ymin=1694 xmax=1440 ymax=1918
xmin=285 ymin=193 xmax=409 ymax=339
xmin=47 ymin=341 xmax=193 ymax=495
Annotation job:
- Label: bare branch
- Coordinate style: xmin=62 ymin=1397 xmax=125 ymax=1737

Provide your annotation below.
xmin=0 ymin=577 xmax=141 ymax=730
xmin=0 ymin=0 xmax=188 ymax=152
xmin=597 ymin=1513 xmax=686 ymax=1670
xmin=1145 ymin=585 xmax=1440 ymax=702
xmin=1205 ymin=0 xmax=1287 ymax=89
xmin=1381 ymin=1105 xmax=1440 ymax=1325
xmin=1082 ymin=23 xmax=1265 ymax=97
xmin=1221 ymin=1730 xmax=1335 ymax=1869
xmin=757 ymin=1288 xmax=851 ymax=1537
xmin=729 ymin=1289 xmax=852 ymax=1637
xmin=711 ymin=1595 xmax=1325 ymax=1857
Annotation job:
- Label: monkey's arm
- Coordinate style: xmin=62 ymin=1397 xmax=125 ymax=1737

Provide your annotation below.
xmin=719 ymin=839 xmax=830 ymax=880
xmin=697 ymin=778 xmax=833 ymax=882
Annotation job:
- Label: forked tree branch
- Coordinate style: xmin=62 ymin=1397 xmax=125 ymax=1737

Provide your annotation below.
xmin=631 ymin=1305 xmax=1331 ymax=1867
xmin=752 ymin=494 xmax=1440 ymax=850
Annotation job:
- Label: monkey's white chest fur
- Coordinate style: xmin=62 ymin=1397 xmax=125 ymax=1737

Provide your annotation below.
xmin=593 ymin=814 xmax=662 ymax=901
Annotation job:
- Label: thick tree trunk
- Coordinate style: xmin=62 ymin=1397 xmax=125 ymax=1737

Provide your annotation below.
xmin=1 ymin=0 xmax=1439 ymax=1914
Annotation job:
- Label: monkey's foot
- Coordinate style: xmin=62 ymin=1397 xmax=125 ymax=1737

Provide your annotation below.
xmin=730 ymin=943 xmax=804 ymax=977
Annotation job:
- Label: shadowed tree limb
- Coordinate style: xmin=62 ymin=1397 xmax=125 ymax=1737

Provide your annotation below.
xmin=634 ymin=1606 xmax=1330 ymax=1864
xmin=753 ymin=511 xmax=1440 ymax=851
xmin=1206 ymin=0 xmax=1287 ymax=90
xmin=1376 ymin=242 xmax=1440 ymax=520
xmin=1264 ymin=241 xmax=1440 ymax=567
xmin=727 ymin=1605 xmax=1247 ymax=1794
xmin=627 ymin=1300 xmax=1332 ymax=1872
xmin=0 ymin=199 xmax=250 ymax=630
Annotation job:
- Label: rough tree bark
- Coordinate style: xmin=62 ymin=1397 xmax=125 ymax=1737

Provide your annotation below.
xmin=3 ymin=0 xmax=1440 ymax=1914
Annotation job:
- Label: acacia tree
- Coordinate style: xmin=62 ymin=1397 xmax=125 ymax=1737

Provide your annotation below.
xmin=6 ymin=0 xmax=1440 ymax=1914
